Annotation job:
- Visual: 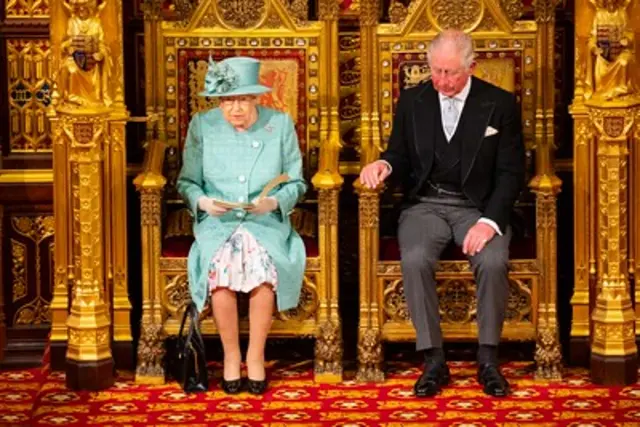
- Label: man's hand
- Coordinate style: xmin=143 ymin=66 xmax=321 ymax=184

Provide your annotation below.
xmin=248 ymin=197 xmax=278 ymax=215
xmin=198 ymin=197 xmax=229 ymax=217
xmin=462 ymin=222 xmax=497 ymax=257
xmin=359 ymin=160 xmax=391 ymax=189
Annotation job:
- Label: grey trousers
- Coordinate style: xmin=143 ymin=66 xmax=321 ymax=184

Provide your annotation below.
xmin=397 ymin=198 xmax=511 ymax=351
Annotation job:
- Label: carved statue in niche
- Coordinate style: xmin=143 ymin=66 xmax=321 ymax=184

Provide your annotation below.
xmin=57 ymin=0 xmax=113 ymax=108
xmin=585 ymin=0 xmax=638 ymax=101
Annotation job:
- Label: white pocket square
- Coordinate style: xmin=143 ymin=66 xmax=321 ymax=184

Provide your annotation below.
xmin=484 ymin=126 xmax=499 ymax=137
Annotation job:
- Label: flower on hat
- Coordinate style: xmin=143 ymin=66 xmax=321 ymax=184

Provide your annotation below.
xmin=203 ymin=56 xmax=238 ymax=95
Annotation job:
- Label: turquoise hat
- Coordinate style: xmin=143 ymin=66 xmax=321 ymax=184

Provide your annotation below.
xmin=199 ymin=56 xmax=271 ymax=97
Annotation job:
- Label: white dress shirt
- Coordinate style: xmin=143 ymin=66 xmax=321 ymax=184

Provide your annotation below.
xmin=381 ymin=77 xmax=503 ymax=236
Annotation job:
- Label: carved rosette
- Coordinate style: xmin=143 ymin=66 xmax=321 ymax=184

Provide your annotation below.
xmin=387 ymin=0 xmax=407 ymax=25
xmin=314 ymin=321 xmax=343 ymax=376
xmin=356 ymin=328 xmax=384 ymax=382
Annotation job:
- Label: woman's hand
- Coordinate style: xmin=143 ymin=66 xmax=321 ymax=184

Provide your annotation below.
xmin=198 ymin=196 xmax=229 ymax=217
xmin=248 ymin=197 xmax=278 ymax=215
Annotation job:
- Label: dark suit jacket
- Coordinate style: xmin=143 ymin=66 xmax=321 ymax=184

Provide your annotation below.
xmin=381 ymin=76 xmax=526 ymax=232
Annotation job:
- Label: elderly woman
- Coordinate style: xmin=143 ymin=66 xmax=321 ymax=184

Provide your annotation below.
xmin=177 ymin=56 xmax=307 ymax=395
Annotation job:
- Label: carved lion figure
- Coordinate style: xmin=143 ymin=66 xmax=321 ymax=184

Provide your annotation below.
xmin=534 ymin=329 xmax=563 ymax=380
xmin=314 ymin=321 xmax=343 ymax=375
xmin=136 ymin=322 xmax=166 ymax=378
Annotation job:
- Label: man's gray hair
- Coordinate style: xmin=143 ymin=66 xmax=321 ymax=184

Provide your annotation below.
xmin=427 ymin=30 xmax=475 ymax=70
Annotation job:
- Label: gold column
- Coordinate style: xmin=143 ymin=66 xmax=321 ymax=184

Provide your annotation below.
xmin=572 ymin=0 xmax=639 ymax=385
xmin=530 ymin=0 xmax=563 ymax=380
xmin=48 ymin=0 xmax=71 ymax=371
xmin=355 ymin=0 xmax=384 ymax=382
xmin=107 ymin=0 xmax=132 ymax=365
xmin=60 ymin=110 xmax=115 ymax=389
xmin=589 ymin=102 xmax=638 ymax=385
xmin=312 ymin=0 xmax=344 ymax=383
xmin=134 ymin=0 xmax=166 ymax=385
xmin=134 ymin=141 xmax=166 ymax=384
xmin=49 ymin=0 xmax=128 ymax=388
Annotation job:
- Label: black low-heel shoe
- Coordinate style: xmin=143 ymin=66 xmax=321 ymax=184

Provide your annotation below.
xmin=221 ymin=378 xmax=243 ymax=394
xmin=247 ymin=378 xmax=268 ymax=395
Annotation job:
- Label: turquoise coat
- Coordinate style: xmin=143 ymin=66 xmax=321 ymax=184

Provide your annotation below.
xmin=177 ymin=106 xmax=308 ymax=312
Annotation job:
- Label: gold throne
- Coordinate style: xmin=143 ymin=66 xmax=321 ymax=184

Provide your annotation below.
xmin=133 ymin=0 xmax=344 ymax=383
xmin=356 ymin=0 xmax=559 ymax=381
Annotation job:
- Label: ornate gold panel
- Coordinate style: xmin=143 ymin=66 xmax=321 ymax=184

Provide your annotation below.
xmin=10 ymin=239 xmax=27 ymax=303
xmin=9 ymin=215 xmax=54 ymax=326
xmin=6 ymin=39 xmax=53 ymax=152
xmin=158 ymin=257 xmax=322 ymax=336
xmin=4 ymin=0 xmax=49 ymax=18
xmin=377 ymin=261 xmax=537 ymax=340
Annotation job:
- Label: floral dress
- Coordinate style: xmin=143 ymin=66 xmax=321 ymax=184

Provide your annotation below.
xmin=207 ymin=225 xmax=278 ymax=293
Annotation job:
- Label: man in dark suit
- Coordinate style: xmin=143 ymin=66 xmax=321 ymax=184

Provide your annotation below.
xmin=359 ymin=30 xmax=525 ymax=397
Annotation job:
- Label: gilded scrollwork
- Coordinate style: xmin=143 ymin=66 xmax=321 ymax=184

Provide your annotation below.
xmin=534 ymin=0 xmax=559 ymax=23
xmin=15 ymin=297 xmax=51 ymax=325
xmin=382 ymin=279 xmax=410 ymax=322
xmin=11 ymin=239 xmax=27 ymax=302
xmin=428 ymin=0 xmax=483 ymax=32
xmin=165 ymin=273 xmax=190 ymax=313
xmin=318 ymin=0 xmax=340 ymax=21
xmin=437 ymin=279 xmax=478 ymax=324
xmin=356 ymin=328 xmax=383 ymax=382
xmin=10 ymin=215 xmax=55 ymax=325
xmin=284 ymin=0 xmax=308 ymax=23
xmin=277 ymin=276 xmax=318 ymax=321
xmin=217 ymin=0 xmax=266 ymax=28
xmin=382 ymin=276 xmax=532 ymax=324
xmin=314 ymin=321 xmax=343 ymax=376
xmin=359 ymin=0 xmax=379 ymax=26
xmin=500 ymin=0 xmax=524 ymax=22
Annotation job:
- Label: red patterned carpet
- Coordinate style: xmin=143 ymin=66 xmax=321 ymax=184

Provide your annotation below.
xmin=0 ymin=359 xmax=639 ymax=426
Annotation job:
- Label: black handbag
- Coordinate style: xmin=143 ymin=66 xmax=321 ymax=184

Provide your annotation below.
xmin=174 ymin=302 xmax=208 ymax=393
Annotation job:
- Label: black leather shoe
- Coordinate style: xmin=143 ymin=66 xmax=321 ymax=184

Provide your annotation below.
xmin=221 ymin=378 xmax=243 ymax=394
xmin=477 ymin=364 xmax=510 ymax=397
xmin=247 ymin=378 xmax=268 ymax=395
xmin=414 ymin=362 xmax=450 ymax=397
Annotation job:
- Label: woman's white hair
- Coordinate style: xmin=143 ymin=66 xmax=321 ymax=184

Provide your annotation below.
xmin=427 ymin=30 xmax=475 ymax=70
